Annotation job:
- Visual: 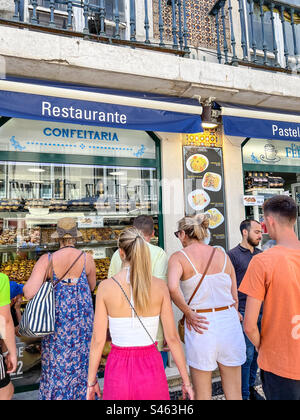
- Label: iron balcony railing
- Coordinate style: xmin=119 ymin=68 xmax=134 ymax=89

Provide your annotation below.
xmin=210 ymin=0 xmax=300 ymax=72
xmin=3 ymin=0 xmax=190 ymax=55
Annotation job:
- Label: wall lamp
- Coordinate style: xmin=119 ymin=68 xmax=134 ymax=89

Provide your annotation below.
xmin=201 ymin=97 xmax=219 ymax=129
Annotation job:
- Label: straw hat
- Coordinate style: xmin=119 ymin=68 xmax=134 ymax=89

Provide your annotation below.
xmin=51 ymin=217 xmax=82 ymax=240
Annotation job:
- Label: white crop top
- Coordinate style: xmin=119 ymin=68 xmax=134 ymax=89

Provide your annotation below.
xmin=180 ymin=249 xmax=235 ymax=310
xmin=108 ymin=269 xmax=159 ymax=347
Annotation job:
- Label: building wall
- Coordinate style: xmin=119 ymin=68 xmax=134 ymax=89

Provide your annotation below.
xmin=222 ymin=134 xmax=246 ymax=249
xmin=152 ymin=0 xmax=223 ymax=50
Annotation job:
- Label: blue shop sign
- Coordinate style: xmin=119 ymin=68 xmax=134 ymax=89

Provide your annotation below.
xmin=223 ymin=116 xmax=300 ymax=142
xmin=0 ymin=88 xmax=203 ymax=134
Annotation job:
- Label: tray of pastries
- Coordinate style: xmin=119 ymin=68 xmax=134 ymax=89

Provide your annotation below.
xmin=0 ymin=257 xmax=35 ymax=283
xmin=0 ymin=228 xmax=18 ymax=245
xmin=78 ymin=227 xmax=114 ymax=243
xmin=95 ymin=257 xmax=111 ymax=284
xmin=0 ymin=199 xmax=22 ymax=211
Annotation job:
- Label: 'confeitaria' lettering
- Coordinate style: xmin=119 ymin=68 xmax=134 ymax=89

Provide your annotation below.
xmin=43 ymin=127 xmax=119 ymax=142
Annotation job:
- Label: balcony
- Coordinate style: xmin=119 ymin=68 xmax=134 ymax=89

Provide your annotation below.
xmin=0 ymin=0 xmax=190 ymax=57
xmin=210 ymin=0 xmax=300 ymax=74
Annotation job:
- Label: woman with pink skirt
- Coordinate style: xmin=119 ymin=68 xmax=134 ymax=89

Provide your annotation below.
xmin=87 ymin=227 xmax=193 ymax=401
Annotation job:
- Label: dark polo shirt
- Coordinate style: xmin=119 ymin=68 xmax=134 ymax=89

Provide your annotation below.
xmin=227 ymin=244 xmax=262 ymax=313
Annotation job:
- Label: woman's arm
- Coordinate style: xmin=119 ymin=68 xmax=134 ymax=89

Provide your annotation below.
xmin=0 ymin=304 xmax=17 ymax=373
xmin=168 ymin=254 xmax=208 ymax=334
xmin=160 ymin=283 xmax=194 ymax=400
xmin=85 ymin=253 xmax=97 ymax=292
xmin=228 ymin=259 xmax=239 ymax=311
xmin=23 ymin=254 xmax=49 ymax=300
xmin=227 ymin=258 xmax=242 ymax=320
xmin=87 ymin=281 xmax=108 ymax=400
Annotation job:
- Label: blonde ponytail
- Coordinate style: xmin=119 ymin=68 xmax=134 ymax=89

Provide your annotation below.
xmin=118 ymin=227 xmax=152 ymax=313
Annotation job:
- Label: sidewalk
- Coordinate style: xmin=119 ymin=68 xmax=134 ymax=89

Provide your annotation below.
xmin=12 ymin=367 xmax=265 ymax=400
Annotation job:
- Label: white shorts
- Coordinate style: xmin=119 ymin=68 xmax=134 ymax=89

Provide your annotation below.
xmin=185 ymin=306 xmax=246 ymax=371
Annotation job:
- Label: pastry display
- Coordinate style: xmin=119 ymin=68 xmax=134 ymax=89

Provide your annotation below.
xmin=112 ymin=227 xmax=133 ymax=239
xmin=49 ymin=200 xmax=68 ymax=211
xmin=95 ymin=257 xmax=111 ymax=283
xmin=24 ymin=200 xmax=48 ymax=209
xmin=19 ymin=227 xmax=41 ymax=247
xmin=79 ymin=228 xmax=114 ymax=243
xmin=0 ymin=257 xmax=35 ymax=283
xmin=0 ymin=256 xmax=111 ymax=290
xmin=41 ymin=228 xmax=56 ymax=244
xmin=0 ymin=199 xmax=22 ymax=211
xmin=0 ymin=228 xmax=18 ymax=245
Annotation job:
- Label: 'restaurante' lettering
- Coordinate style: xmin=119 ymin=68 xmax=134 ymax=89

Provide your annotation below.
xmin=42 ymin=101 xmax=127 ymax=125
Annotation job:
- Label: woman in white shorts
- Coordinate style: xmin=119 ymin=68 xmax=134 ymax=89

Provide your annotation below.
xmin=168 ymin=214 xmax=246 ymax=400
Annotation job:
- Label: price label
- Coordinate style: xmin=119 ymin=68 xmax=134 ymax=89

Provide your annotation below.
xmin=78 ymin=215 xmax=104 ymax=228
xmin=243 ymin=195 xmax=265 ymax=206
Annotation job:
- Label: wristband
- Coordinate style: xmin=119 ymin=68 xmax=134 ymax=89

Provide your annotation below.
xmin=88 ymin=380 xmax=98 ymax=387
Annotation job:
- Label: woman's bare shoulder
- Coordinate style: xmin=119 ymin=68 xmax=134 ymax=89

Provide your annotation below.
xmin=168 ymin=251 xmax=184 ymax=264
xmin=96 ymin=277 xmax=117 ymax=294
xmin=36 ymin=253 xmax=50 ymax=266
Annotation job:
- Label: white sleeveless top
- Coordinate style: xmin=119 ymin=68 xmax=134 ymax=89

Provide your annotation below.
xmin=180 ymin=249 xmax=235 ymax=310
xmin=108 ymin=270 xmax=160 ymax=347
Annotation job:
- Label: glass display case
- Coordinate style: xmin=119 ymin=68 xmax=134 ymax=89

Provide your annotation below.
xmin=0 ymin=159 xmax=161 ymax=390
xmin=0 ymin=116 xmax=163 ymax=391
xmin=0 ymin=160 xmax=160 ymax=286
xmin=244 ymin=188 xmax=285 ymax=248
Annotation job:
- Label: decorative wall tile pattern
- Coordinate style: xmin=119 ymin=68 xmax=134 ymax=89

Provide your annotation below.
xmin=152 ymin=0 xmax=229 ymax=51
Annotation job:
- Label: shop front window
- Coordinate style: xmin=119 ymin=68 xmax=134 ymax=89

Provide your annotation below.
xmin=242 ymin=137 xmax=300 ymax=245
xmin=0 ymin=117 xmax=161 ymax=389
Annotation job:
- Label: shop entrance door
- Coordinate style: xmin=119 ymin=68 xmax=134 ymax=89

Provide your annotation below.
xmin=292 ymin=183 xmax=300 ymax=238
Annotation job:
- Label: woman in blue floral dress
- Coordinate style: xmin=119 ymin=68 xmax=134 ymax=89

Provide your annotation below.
xmin=24 ymin=218 xmax=96 ymax=400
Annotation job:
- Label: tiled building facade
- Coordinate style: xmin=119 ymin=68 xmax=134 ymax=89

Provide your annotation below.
xmin=152 ymin=0 xmax=223 ymax=50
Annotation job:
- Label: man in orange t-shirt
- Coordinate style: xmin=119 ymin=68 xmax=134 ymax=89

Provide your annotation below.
xmin=239 ymin=195 xmax=300 ymax=400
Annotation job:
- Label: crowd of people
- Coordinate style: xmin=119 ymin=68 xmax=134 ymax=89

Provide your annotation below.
xmin=0 ymin=195 xmax=299 ymax=401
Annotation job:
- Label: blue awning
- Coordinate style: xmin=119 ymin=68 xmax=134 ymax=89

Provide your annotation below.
xmin=221 ymin=103 xmax=300 ymax=142
xmin=0 ymin=79 xmax=203 ymax=134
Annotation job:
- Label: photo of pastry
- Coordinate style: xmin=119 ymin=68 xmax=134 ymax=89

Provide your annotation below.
xmin=186 ymin=154 xmax=209 ymax=174
xmin=188 ymin=189 xmax=210 ymax=211
xmin=205 ymin=208 xmax=224 ymax=229
xmin=202 ymin=172 xmax=222 ymax=192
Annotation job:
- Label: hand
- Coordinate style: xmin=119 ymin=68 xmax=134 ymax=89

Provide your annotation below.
xmin=182 ymin=383 xmax=194 ymax=401
xmin=185 ymin=309 xmax=209 ymax=334
xmin=238 ymin=312 xmax=244 ymax=322
xmin=162 ymin=340 xmax=170 ymax=352
xmin=14 ymin=296 xmax=23 ymax=310
xmin=86 ymin=382 xmax=101 ymax=401
xmin=5 ymin=353 xmax=17 ymax=374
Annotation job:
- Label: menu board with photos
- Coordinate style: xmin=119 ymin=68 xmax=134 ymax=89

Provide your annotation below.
xmin=183 ymin=146 xmax=227 ymax=251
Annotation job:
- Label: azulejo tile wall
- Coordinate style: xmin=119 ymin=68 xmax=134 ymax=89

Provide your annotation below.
xmin=152 ymin=0 xmax=226 ymax=50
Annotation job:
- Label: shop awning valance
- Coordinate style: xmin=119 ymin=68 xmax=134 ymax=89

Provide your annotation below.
xmin=0 ymin=79 xmax=203 ymax=134
xmin=221 ymin=103 xmax=300 ymax=142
